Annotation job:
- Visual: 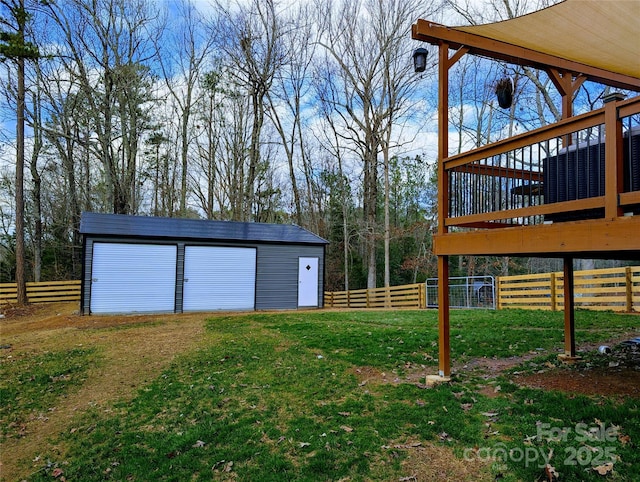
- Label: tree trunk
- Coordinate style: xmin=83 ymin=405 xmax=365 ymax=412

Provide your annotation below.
xmin=29 ymin=92 xmax=43 ymax=282
xmin=383 ymin=147 xmax=390 ymax=287
xmin=15 ymin=53 xmax=27 ymax=304
xmin=365 ymin=151 xmax=378 ymax=289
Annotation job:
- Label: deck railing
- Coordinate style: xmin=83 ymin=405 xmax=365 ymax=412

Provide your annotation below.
xmin=445 ymin=96 xmax=640 ymax=228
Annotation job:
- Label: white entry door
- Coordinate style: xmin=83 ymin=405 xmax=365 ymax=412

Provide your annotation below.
xmin=90 ymin=243 xmax=177 ymax=314
xmin=298 ymin=257 xmax=319 ymax=307
xmin=183 ymin=246 xmax=256 ymax=311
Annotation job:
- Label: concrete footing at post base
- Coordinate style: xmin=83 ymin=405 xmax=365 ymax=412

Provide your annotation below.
xmin=425 ymin=374 xmax=452 ymax=387
xmin=557 ymin=354 xmax=583 ymax=364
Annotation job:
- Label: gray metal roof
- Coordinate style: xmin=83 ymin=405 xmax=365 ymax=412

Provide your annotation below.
xmin=80 ymin=212 xmax=328 ymax=245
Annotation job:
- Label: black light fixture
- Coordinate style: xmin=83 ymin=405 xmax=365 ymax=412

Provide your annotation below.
xmin=413 ymin=47 xmax=428 ymax=73
xmin=495 ymin=76 xmax=515 ymax=109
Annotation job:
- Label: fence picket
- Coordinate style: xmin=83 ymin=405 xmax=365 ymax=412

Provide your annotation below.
xmin=1 ymin=280 xmax=81 ymax=304
xmin=325 ymin=266 xmax=640 ymax=312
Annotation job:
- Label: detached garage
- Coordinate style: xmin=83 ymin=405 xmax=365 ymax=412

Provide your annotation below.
xmin=80 ymin=212 xmax=328 ymax=315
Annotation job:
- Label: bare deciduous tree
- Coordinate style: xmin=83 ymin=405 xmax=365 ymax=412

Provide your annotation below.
xmin=316 ymin=0 xmax=436 ymax=288
xmin=45 ymin=0 xmax=159 ymax=214
xmin=265 ymin=2 xmax=318 ymax=227
xmin=155 ymin=0 xmax=215 ymax=216
xmin=213 ymin=0 xmax=285 ymax=221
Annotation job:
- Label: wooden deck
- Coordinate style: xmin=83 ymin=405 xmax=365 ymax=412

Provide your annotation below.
xmin=435 ymin=95 xmax=640 ymax=259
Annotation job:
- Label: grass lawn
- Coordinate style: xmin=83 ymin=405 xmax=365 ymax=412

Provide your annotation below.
xmin=1 ymin=306 xmax=639 ymax=481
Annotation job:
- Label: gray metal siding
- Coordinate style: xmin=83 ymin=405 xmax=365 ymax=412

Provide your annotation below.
xmin=81 ymin=240 xmax=94 ymax=314
xmin=175 ymin=243 xmax=185 ymax=313
xmin=256 ymin=244 xmax=325 ymax=310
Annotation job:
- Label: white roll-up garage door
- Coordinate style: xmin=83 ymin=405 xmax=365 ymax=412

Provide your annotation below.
xmin=90 ymin=243 xmax=177 ymax=314
xmin=183 ymin=246 xmax=256 ymax=311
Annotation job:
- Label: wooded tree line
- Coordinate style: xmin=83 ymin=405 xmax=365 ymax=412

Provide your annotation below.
xmin=0 ymin=0 xmax=633 ymax=296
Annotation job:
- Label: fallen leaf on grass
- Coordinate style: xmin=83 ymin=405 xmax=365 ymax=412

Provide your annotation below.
xmin=340 ymin=425 xmax=353 ymax=433
xmin=593 ymin=462 xmax=614 ymax=475
xmin=192 ymin=440 xmax=206 ymax=448
xmin=211 ymin=460 xmax=234 ymax=473
xmin=393 ymin=442 xmax=422 ymax=449
xmin=299 ymin=442 xmax=311 ymax=447
xmin=544 ymin=463 xmax=558 ymax=481
xmin=619 ymin=434 xmax=631 ymax=445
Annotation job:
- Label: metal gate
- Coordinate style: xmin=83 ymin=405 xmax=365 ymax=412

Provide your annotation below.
xmin=425 ymin=276 xmax=495 ymax=309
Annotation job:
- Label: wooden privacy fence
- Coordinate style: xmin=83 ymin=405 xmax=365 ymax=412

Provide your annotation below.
xmin=325 ymin=266 xmax=640 ymax=312
xmin=497 ymin=266 xmax=640 ymax=312
xmin=2 ymin=266 xmax=639 ymax=311
xmin=0 ymin=280 xmax=81 ymax=304
xmin=324 ymin=283 xmax=426 ymax=309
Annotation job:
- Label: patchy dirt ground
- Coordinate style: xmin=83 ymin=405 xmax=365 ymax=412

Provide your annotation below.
xmin=1 ymin=302 xmax=211 ymax=481
xmin=350 ymin=336 xmax=640 ymax=399
xmin=1 ymin=303 xmax=638 ymax=482
xmin=514 ymin=342 xmax=640 ymax=399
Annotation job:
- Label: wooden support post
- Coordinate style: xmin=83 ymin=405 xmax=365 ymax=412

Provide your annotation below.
xmin=604 ymin=94 xmax=624 ymax=220
xmin=550 ymin=272 xmax=557 ymax=311
xmin=560 ymin=257 xmax=579 ymax=362
xmin=626 ymin=266 xmax=633 ymax=313
xmin=438 ymin=255 xmax=451 ymax=377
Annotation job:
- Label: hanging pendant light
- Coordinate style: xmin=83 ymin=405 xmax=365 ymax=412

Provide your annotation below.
xmin=496 ymin=76 xmax=515 ymax=109
xmin=413 ymin=47 xmax=428 ymax=73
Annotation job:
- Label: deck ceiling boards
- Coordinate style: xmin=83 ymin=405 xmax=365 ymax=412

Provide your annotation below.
xmin=413 ymin=0 xmax=640 ymax=89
